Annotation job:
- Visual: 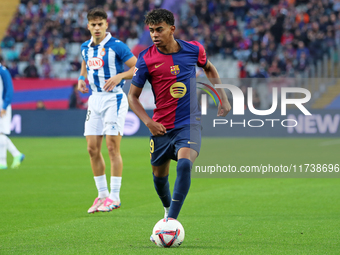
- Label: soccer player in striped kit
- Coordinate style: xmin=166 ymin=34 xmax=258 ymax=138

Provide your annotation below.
xmin=129 ymin=9 xmax=231 ymax=220
xmin=0 ymin=56 xmax=25 ymax=170
xmin=78 ymin=8 xmax=137 ymax=213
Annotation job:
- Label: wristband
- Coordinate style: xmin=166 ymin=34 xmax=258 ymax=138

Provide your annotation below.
xmin=78 ymin=76 xmax=85 ymax=81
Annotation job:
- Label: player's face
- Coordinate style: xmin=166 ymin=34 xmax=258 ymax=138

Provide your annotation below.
xmin=87 ymin=18 xmax=108 ymax=41
xmin=149 ymin=22 xmax=175 ymax=47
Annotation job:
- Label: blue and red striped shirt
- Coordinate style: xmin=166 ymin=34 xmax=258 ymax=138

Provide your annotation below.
xmin=131 ymin=39 xmax=207 ymax=129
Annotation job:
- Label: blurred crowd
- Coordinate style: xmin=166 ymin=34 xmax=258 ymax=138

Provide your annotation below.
xmin=0 ymin=0 xmax=160 ymax=78
xmin=177 ymin=0 xmax=339 ymax=78
xmin=0 ymin=0 xmax=339 ymax=79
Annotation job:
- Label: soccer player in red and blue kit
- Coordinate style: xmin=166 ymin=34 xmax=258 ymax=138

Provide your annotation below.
xmin=128 ymin=9 xmax=231 ymax=220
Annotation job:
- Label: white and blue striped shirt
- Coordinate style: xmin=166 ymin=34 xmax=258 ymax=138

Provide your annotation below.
xmin=81 ymin=33 xmax=134 ymax=93
xmin=0 ymin=64 xmax=14 ymax=110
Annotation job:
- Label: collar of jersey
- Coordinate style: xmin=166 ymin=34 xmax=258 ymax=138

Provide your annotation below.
xmin=155 ymin=39 xmax=183 ymax=55
xmin=89 ymin=32 xmax=111 ymax=47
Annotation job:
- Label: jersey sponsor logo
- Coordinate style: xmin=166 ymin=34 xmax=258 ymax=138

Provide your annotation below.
xmin=170 ymin=82 xmax=187 ymax=98
xmin=170 ymin=65 xmax=180 ymax=75
xmin=133 ymin=67 xmax=138 ymax=76
xmin=155 ymin=62 xmax=165 ymax=68
xmin=105 ymin=121 xmax=117 ymax=130
xmin=87 ymin=57 xmax=104 ymax=70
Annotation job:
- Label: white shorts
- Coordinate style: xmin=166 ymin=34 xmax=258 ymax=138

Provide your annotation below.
xmin=0 ymin=105 xmax=11 ymax=135
xmin=84 ymin=92 xmax=128 ymax=136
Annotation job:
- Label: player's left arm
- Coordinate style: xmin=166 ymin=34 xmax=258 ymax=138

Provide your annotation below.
xmin=103 ymin=56 xmax=137 ymax=91
xmin=103 ymin=41 xmax=137 ymax=91
xmin=202 ymin=60 xmax=231 ymax=117
xmin=103 ymin=56 xmax=137 ymax=92
xmin=0 ymin=67 xmax=14 ymax=117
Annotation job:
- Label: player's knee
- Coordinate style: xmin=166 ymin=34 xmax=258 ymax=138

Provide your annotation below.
xmin=106 ymin=144 xmax=120 ymax=157
xmin=177 ymin=158 xmax=193 ymax=173
xmin=153 ymin=169 xmax=166 ymax=178
xmin=87 ymin=146 xmax=100 ymax=157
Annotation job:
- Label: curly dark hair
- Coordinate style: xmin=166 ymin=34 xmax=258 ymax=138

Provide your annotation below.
xmin=145 ymin=9 xmax=174 ymax=26
xmin=87 ymin=7 xmax=107 ymax=21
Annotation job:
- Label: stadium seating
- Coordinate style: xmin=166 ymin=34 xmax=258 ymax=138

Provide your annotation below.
xmin=0 ymin=0 xmax=19 ymax=41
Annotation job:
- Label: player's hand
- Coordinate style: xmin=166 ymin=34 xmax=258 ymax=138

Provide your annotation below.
xmin=78 ymin=80 xmax=89 ymax=94
xmin=147 ymin=121 xmax=167 ymax=136
xmin=217 ymin=99 xmax=231 ymax=117
xmin=0 ymin=109 xmax=6 ymax=117
xmin=103 ymin=74 xmax=122 ymax=92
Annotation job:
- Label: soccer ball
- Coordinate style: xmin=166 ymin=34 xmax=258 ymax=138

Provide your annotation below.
xmin=150 ymin=218 xmax=185 ymax=248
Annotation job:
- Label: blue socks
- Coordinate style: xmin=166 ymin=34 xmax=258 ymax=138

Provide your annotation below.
xmin=153 ymin=174 xmax=171 ymax=208
xmin=168 ymin=158 xmax=192 ymax=219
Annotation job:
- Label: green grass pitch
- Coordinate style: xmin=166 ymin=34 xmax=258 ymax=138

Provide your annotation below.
xmin=0 ymin=137 xmax=339 ymax=254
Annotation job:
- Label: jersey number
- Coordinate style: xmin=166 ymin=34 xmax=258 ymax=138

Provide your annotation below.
xmin=86 ymin=110 xmax=91 ymax=121
xmin=150 ymin=139 xmax=154 ymax=153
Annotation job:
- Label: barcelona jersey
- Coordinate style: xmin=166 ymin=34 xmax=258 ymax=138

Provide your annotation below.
xmin=131 ymin=40 xmax=207 ymax=129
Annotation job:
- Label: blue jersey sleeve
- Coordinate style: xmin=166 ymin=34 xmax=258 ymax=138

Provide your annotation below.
xmin=131 ymin=56 xmax=149 ymax=88
xmin=115 ymin=41 xmax=134 ymax=63
xmin=0 ymin=66 xmax=14 ymax=109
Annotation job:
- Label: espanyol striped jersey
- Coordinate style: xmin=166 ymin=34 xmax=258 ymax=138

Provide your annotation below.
xmin=81 ymin=33 xmax=134 ymax=93
xmin=132 ymin=40 xmax=207 ymax=129
xmin=0 ymin=64 xmax=14 ymax=110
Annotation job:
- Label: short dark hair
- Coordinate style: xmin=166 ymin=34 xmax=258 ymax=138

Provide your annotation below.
xmin=87 ymin=7 xmax=107 ymax=21
xmin=145 ymin=9 xmax=174 ymax=26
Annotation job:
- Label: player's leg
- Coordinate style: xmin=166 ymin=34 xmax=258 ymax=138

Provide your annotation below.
xmin=151 ymin=134 xmax=173 ymax=218
xmin=97 ymin=93 xmax=128 ymax=212
xmin=86 ymin=134 xmax=107 ymax=211
xmin=149 ymin=160 xmax=172 ymax=243
xmin=86 ymin=135 xmax=106 ymax=176
xmin=6 ymin=137 xmax=25 ymax=168
xmin=86 ymin=135 xmax=109 ymax=213
xmin=97 ymin=134 xmax=123 ymax=211
xmin=168 ymin=124 xmax=201 ymax=219
xmin=84 ymin=96 xmax=109 ymax=213
xmin=167 ymin=148 xmax=197 ymax=219
xmin=152 ymin=160 xmax=172 ymax=218
xmin=0 ymin=106 xmax=12 ymax=169
xmin=0 ymin=134 xmax=7 ymax=169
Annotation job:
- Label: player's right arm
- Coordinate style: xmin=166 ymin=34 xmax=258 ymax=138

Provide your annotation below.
xmin=128 ymin=85 xmax=166 ymax=136
xmin=128 ymin=53 xmax=166 ymax=136
xmin=128 ymin=52 xmax=166 ymax=136
xmin=78 ymin=60 xmax=89 ymax=94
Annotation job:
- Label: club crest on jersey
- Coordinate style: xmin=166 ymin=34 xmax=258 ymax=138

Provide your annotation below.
xmin=170 ymin=65 xmax=180 ymax=75
xmin=100 ymin=48 xmax=106 ymax=56
xmin=87 ymin=57 xmax=104 ymax=70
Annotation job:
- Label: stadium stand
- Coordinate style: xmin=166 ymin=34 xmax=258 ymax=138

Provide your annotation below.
xmin=0 ymin=0 xmax=20 ymax=41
